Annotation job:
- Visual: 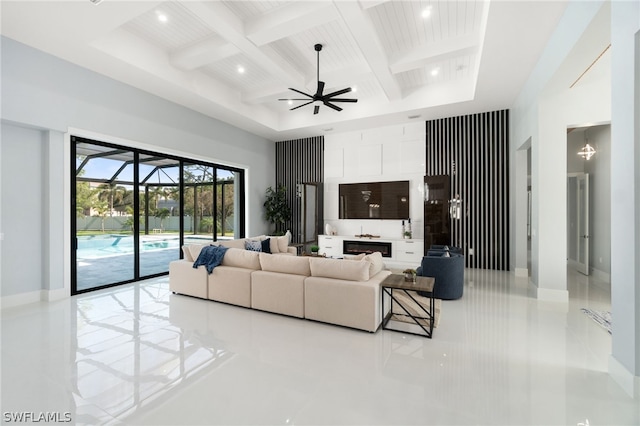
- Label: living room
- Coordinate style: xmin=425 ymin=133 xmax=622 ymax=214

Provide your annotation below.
xmin=1 ymin=0 xmax=639 ymax=424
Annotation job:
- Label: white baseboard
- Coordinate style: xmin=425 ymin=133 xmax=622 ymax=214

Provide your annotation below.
xmin=1 ymin=290 xmax=42 ymax=309
xmin=590 ymin=267 xmax=611 ymax=283
xmin=609 ymin=355 xmax=640 ymax=397
xmin=515 ymin=267 xmax=528 ymax=277
xmin=43 ymin=287 xmax=69 ymax=302
xmin=536 ymin=287 xmax=569 ymax=302
xmin=1 ymin=288 xmax=70 ymax=309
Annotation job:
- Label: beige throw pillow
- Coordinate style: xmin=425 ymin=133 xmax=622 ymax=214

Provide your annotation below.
xmin=363 ymin=251 xmax=384 ymax=277
xmin=182 ymin=245 xmax=194 ymax=262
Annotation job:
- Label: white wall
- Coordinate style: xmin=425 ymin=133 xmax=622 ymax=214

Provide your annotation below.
xmin=323 ymin=122 xmax=425 ymax=240
xmin=510 ymin=0 xmax=611 ymax=301
xmin=0 ymin=36 xmax=275 ymax=305
xmin=0 ymin=125 xmax=44 ymax=297
xmin=609 ymin=0 xmax=640 ymax=395
xmin=511 ymin=0 xmax=640 ymax=395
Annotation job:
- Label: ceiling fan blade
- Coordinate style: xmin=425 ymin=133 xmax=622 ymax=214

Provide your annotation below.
xmin=315 ymin=81 xmax=325 ymax=97
xmin=323 ymin=102 xmax=343 ymax=112
xmin=288 ymin=88 xmax=314 ymax=98
xmin=326 ymin=98 xmax=358 ymax=103
xmin=290 ymin=101 xmax=314 ymax=111
xmin=322 ymin=87 xmax=352 ymax=98
xmin=278 ymin=98 xmax=313 ymax=101
xmin=313 ymin=105 xmax=320 ymax=115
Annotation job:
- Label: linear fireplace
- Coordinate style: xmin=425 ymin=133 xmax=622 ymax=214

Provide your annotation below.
xmin=343 ymin=240 xmax=392 ymax=258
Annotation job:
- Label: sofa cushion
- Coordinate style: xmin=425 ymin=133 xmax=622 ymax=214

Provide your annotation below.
xmin=363 ymin=251 xmax=384 ymax=277
xmin=222 ymin=248 xmax=261 ymax=270
xmin=309 ymin=257 xmax=370 ymax=282
xmin=259 ymin=253 xmax=311 ymax=276
xmin=245 ymin=239 xmax=262 ymax=252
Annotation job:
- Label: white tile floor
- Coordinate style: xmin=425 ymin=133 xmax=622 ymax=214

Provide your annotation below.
xmin=1 ymin=268 xmax=638 ymax=425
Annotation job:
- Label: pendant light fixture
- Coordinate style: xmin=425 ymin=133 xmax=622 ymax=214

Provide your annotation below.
xmin=578 ymin=129 xmax=596 ymax=160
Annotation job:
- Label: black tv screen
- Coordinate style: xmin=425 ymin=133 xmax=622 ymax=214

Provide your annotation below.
xmin=339 ymin=181 xmax=410 ymax=219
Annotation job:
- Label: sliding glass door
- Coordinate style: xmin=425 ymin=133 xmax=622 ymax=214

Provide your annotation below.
xmin=72 ymin=137 xmax=245 ymax=294
xmin=139 ymin=154 xmax=181 ymax=276
xmin=74 ymin=143 xmax=136 ymax=292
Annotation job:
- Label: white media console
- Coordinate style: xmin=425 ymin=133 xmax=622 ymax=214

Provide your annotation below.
xmin=318 ymin=235 xmax=424 ymax=270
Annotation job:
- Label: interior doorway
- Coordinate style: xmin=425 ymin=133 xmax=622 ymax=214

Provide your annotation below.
xmin=566 ymin=124 xmax=611 ymax=283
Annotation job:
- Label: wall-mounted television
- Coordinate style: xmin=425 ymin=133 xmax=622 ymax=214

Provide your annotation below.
xmin=339 ymin=180 xmax=410 ymax=219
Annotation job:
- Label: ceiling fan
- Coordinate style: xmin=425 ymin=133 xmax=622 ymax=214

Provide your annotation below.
xmin=279 ymin=44 xmax=358 ymax=115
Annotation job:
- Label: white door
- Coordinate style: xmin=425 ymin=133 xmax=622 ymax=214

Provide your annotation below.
xmin=576 ymin=174 xmax=590 ymax=275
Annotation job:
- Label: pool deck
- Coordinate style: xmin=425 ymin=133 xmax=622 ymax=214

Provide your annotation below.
xmin=77 ymin=248 xmax=179 ymax=291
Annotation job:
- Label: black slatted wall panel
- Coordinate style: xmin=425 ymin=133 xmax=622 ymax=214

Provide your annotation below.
xmin=275 ymin=136 xmax=324 ymax=244
xmin=426 ymin=110 xmax=509 ymax=270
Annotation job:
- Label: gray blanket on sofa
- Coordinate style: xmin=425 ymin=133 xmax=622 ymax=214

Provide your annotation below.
xmin=193 ymin=245 xmax=229 ymax=274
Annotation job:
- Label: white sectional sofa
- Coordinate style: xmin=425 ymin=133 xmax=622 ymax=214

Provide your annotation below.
xmin=169 ymin=236 xmax=391 ymax=332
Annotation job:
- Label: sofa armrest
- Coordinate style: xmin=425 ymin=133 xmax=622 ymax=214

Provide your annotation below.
xmin=169 ymin=260 xmax=208 ymax=299
xmin=286 ymin=246 xmax=297 ymax=255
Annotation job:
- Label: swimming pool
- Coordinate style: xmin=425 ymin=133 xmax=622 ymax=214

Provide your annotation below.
xmin=77 ymin=235 xmax=180 ymax=259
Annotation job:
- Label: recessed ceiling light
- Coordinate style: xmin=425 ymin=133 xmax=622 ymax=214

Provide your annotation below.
xmin=237 ymin=65 xmax=245 ymax=74
xmin=351 ymin=86 xmax=358 ymax=93
xmin=421 ymin=6 xmax=432 ymax=18
xmin=408 ymin=114 xmax=422 ymax=119
xmin=431 ymin=68 xmax=439 ymax=76
xmin=156 ymin=11 xmax=168 ymax=23
xmin=89 ymin=0 xmax=104 ymax=5
xmin=287 ymin=100 xmax=293 ymax=106
xmin=323 ymin=128 xmax=334 ymax=132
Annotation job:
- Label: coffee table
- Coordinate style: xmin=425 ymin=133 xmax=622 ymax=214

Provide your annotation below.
xmin=380 ymin=274 xmax=435 ymax=338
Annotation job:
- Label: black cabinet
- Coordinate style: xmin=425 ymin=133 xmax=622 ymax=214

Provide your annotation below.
xmin=424 ymin=175 xmax=450 ymax=253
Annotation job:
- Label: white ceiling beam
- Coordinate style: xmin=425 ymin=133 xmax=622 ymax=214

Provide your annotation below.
xmin=181 ymin=2 xmax=305 ymax=87
xmin=358 ymin=0 xmax=391 ymax=10
xmin=170 ymin=35 xmax=240 ymax=71
xmin=390 ymin=35 xmax=480 ymax=74
xmin=246 ymin=2 xmax=339 ymax=46
xmin=305 ymin=63 xmax=373 ymax=88
xmin=333 ymin=1 xmax=402 ymax=101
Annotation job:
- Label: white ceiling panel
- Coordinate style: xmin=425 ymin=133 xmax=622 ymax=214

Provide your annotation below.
xmin=222 ymin=0 xmax=292 ymax=21
xmin=123 ymin=1 xmax=216 ymax=53
xmin=0 ymin=0 xmax=569 ymax=139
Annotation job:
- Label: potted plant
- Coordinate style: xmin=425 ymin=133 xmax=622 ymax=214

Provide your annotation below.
xmin=403 ymin=268 xmax=417 ymax=282
xmin=403 ymin=230 xmax=412 ymax=239
xmin=310 ymin=245 xmax=320 ymax=256
xmin=263 ymin=185 xmax=291 ymax=235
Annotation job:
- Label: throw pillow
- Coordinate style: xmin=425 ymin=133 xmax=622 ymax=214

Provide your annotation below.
xmin=277 ymin=235 xmax=289 ymax=253
xmin=268 ymin=237 xmax=280 ymax=253
xmin=182 ymin=245 xmax=194 ymax=262
xmin=261 ymin=238 xmax=271 ymax=254
xmin=244 ymin=240 xmax=262 ymax=252
xmin=443 ymin=251 xmax=451 ymax=257
xmin=363 ymin=252 xmax=384 ymax=276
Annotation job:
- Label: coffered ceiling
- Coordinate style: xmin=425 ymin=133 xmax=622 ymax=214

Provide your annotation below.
xmin=0 ymin=0 xmax=568 ymax=140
